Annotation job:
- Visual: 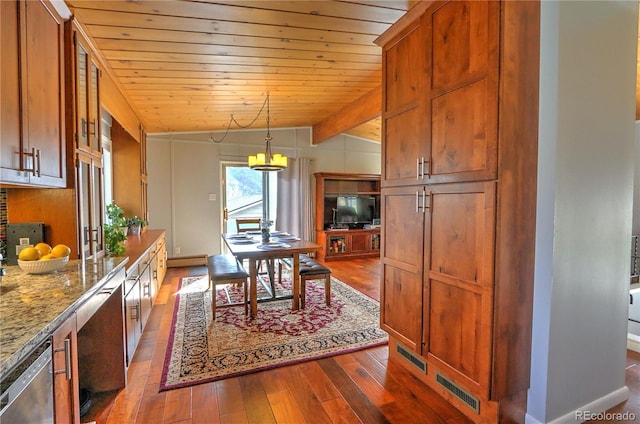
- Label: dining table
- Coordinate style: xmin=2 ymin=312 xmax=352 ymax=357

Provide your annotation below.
xmin=222 ymin=231 xmax=323 ymax=318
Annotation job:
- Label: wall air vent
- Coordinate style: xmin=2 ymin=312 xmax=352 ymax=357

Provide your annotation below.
xmin=396 ymin=343 xmax=427 ymax=373
xmin=435 ymin=372 xmax=480 ymax=414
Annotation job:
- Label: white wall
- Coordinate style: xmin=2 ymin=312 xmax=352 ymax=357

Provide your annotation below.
xmin=528 ymin=1 xmax=637 ymax=423
xmin=146 ymin=128 xmax=380 ymax=256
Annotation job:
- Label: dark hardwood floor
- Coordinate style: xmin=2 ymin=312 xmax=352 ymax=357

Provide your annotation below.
xmin=83 ymin=258 xmax=639 ymax=424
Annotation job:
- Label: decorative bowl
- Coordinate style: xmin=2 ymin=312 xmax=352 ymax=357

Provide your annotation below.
xmin=18 ymin=257 xmax=69 ymax=274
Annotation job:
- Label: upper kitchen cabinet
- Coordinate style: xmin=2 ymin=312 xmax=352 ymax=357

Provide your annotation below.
xmin=1 ymin=0 xmax=66 ymax=187
xmin=66 ymin=20 xmax=101 ymax=157
xmin=380 ymin=1 xmax=499 ymax=188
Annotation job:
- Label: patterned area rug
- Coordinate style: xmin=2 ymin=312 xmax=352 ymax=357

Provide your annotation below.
xmin=160 ymin=272 xmax=388 ymax=391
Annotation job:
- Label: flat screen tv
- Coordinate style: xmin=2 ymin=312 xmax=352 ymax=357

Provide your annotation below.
xmin=334 ymin=195 xmax=376 ymax=227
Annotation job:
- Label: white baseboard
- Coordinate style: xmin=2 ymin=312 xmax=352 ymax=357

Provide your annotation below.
xmin=526 ymin=414 xmax=545 ymax=424
xmin=627 ymin=333 xmax=640 ymax=353
xmin=167 ymin=255 xmax=208 ymax=268
xmin=525 ymin=386 xmax=629 ymax=423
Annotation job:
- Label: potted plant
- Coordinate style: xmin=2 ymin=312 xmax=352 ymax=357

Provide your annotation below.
xmin=104 ymin=202 xmax=127 ymax=255
xmin=126 ymin=215 xmax=147 ymax=235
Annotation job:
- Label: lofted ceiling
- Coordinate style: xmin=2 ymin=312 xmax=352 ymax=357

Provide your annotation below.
xmin=65 ymin=0 xmax=416 ymax=141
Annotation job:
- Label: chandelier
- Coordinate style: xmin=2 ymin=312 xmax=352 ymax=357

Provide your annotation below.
xmin=209 ymin=92 xmax=287 ymax=172
xmin=248 ymin=94 xmax=287 ymax=171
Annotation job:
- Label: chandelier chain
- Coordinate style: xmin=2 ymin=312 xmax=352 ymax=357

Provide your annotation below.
xmin=209 ymin=94 xmax=270 ymax=143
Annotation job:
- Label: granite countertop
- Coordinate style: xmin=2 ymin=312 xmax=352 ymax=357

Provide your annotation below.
xmin=0 ymin=256 xmax=128 ymax=378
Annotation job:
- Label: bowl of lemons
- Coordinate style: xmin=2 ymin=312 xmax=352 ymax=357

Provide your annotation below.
xmin=17 ymin=243 xmax=71 ymax=274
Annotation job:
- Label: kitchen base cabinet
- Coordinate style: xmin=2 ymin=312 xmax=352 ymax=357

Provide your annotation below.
xmin=124 ymin=281 xmax=142 ymax=366
xmin=157 ymin=234 xmax=167 ymax=285
xmin=52 ymin=315 xmax=80 ymax=424
xmin=139 ymin=260 xmax=153 ymax=330
xmin=122 ymin=230 xmax=167 ymax=366
xmin=124 ymin=254 xmax=152 ymax=366
xmin=51 ymin=267 xmax=127 ymax=424
xmin=150 ymin=250 xmax=160 ymax=295
xmin=1 ymin=258 xmax=133 ymax=424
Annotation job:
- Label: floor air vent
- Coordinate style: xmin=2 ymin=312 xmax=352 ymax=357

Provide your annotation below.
xmin=396 ymin=344 xmax=426 ymax=373
xmin=435 ymin=372 xmax=480 ymax=413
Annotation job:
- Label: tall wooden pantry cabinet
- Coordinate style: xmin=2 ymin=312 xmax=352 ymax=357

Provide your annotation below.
xmin=375 ymin=1 xmax=539 ymax=423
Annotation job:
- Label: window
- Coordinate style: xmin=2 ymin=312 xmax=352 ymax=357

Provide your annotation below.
xmin=102 ymin=111 xmax=113 ymax=205
xmin=222 ymin=163 xmax=278 ymax=234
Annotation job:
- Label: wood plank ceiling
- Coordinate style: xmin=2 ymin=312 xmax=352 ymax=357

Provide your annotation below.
xmin=65 ymin=0 xmax=415 ymax=141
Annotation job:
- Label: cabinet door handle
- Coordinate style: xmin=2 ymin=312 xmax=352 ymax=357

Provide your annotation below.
xmin=95 ymin=226 xmax=102 ymax=246
xmin=417 ymin=157 xmax=430 ymax=179
xmin=63 ymin=339 xmax=71 ymax=380
xmin=422 ymin=191 xmax=431 ymax=212
xmin=130 ymin=303 xmax=139 ymax=321
xmin=416 ymin=190 xmax=428 ymax=213
xmin=54 ymin=338 xmax=72 ymax=380
xmin=22 ymin=148 xmax=40 ymax=176
xmin=30 ymin=147 xmax=37 ymax=177
xmin=35 ymin=148 xmax=41 ymax=177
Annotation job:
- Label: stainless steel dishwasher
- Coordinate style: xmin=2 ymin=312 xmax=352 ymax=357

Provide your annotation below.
xmin=0 ymin=338 xmax=54 ymax=423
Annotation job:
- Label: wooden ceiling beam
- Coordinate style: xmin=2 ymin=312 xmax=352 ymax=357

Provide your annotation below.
xmin=312 ymin=86 xmax=381 ymax=144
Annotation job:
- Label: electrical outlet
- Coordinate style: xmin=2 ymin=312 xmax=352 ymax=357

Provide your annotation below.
xmin=208 ymin=193 xmax=216 ymax=201
xmin=174 ymin=247 xmax=181 ymax=255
